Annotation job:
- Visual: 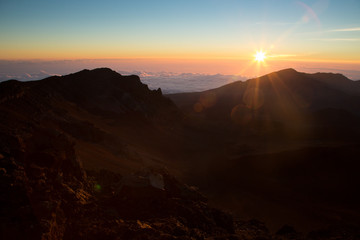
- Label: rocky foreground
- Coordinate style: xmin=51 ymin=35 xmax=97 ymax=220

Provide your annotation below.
xmin=2 ymin=141 xmax=359 ymax=239
xmin=0 ymin=134 xmax=232 ymax=239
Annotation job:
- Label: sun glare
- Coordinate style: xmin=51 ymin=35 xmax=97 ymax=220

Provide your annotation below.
xmin=254 ymin=51 xmax=266 ymax=62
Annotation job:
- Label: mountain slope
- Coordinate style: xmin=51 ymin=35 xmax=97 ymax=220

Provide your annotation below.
xmin=168 ymin=68 xmax=360 ymax=139
xmin=0 ymin=68 xmax=183 ymax=174
xmin=1 ymin=67 xmax=360 ymax=239
xmin=167 ymin=68 xmax=360 ymax=232
xmin=169 ymin=68 xmax=360 ymax=114
xmin=0 ymin=68 xmax=243 ymax=239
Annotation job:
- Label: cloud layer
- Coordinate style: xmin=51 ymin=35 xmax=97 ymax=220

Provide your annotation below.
xmin=118 ymin=71 xmax=247 ymax=93
xmin=1 ymin=60 xmax=360 ymax=94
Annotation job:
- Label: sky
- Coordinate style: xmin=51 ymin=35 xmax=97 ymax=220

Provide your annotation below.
xmin=0 ymin=0 xmax=360 ymax=80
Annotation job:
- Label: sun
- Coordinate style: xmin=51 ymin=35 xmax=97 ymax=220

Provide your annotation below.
xmin=254 ymin=50 xmax=266 ymax=62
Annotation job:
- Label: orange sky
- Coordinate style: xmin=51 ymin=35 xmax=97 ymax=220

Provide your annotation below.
xmin=1 ymin=0 xmax=359 ymax=79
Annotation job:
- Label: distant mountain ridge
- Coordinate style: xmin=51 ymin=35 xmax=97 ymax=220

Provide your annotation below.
xmin=1 ymin=68 xmax=179 ymax=120
xmin=306 ymin=71 xmax=360 ymax=95
xmin=170 ymin=68 xmax=360 ymax=109
xmin=168 ymin=68 xmax=360 ymax=138
xmin=0 ymin=67 xmax=183 ymax=178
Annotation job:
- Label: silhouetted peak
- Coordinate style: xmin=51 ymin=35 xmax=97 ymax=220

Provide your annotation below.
xmin=253 ymin=68 xmax=301 ymax=82
xmin=89 ymin=67 xmax=120 ymax=75
xmin=68 ymin=67 xmax=121 ymax=79
xmin=273 ymin=68 xmax=302 ymax=78
xmin=275 ymin=68 xmax=298 ymax=74
xmin=39 ymin=68 xmax=146 ymax=96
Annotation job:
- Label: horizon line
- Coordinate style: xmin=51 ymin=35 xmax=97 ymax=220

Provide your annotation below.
xmin=1 ymin=57 xmax=360 ymax=64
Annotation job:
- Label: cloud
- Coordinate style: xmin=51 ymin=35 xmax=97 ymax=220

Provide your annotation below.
xmin=267 ymin=54 xmax=297 ymax=58
xmin=311 ymin=38 xmax=360 ymax=42
xmin=40 ymin=69 xmax=61 ymax=76
xmin=328 ymin=27 xmax=360 ymax=32
xmin=254 ymin=21 xmax=296 ymax=26
xmin=119 ymin=71 xmax=248 ymax=94
xmin=0 ymin=67 xmax=248 ymax=94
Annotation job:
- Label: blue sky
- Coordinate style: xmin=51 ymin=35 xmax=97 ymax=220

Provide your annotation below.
xmin=0 ymin=0 xmax=359 ymax=78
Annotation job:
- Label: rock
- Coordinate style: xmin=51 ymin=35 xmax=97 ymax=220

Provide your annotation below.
xmin=234 ymin=219 xmax=271 ymax=240
xmin=149 ymin=172 xmax=165 ymax=190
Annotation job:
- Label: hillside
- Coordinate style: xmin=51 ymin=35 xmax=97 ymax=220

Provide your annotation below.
xmin=0 ymin=68 xmax=236 ymax=239
xmin=0 ymin=68 xmax=183 ymax=174
xmin=1 ymin=68 xmax=360 ymax=239
xmin=168 ymin=68 xmax=360 ymax=232
xmin=169 ymin=68 xmax=360 ymax=139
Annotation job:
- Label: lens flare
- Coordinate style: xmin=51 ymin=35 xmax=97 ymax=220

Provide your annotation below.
xmin=94 ymin=184 xmax=101 ymax=192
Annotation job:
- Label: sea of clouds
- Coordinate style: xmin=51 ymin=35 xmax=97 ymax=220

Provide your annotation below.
xmin=1 ymin=60 xmax=359 ymax=94
xmin=118 ymin=71 xmax=247 ymax=93
xmin=0 ymin=69 xmax=247 ymax=94
xmin=0 ymin=60 xmax=247 ymax=93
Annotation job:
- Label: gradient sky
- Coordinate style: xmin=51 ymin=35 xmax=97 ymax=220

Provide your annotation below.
xmin=1 ymin=0 xmax=360 ymax=75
